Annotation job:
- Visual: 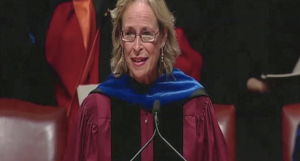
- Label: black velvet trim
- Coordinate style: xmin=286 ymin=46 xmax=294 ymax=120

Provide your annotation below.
xmin=153 ymin=100 xmax=184 ymax=161
xmin=111 ymin=97 xmax=141 ymax=161
xmin=190 ymin=88 xmax=208 ymax=98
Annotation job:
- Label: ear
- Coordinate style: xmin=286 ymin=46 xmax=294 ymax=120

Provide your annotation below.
xmin=161 ymin=27 xmax=168 ymax=48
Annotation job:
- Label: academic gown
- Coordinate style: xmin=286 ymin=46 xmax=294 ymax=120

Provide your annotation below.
xmin=63 ymin=68 xmax=230 ymax=161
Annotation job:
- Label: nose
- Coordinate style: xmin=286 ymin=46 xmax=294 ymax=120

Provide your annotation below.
xmin=133 ymin=35 xmax=142 ymax=52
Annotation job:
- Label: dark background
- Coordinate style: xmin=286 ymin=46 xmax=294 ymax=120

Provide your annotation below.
xmin=1 ymin=0 xmax=299 ymax=105
xmin=1 ymin=0 xmax=300 ymax=160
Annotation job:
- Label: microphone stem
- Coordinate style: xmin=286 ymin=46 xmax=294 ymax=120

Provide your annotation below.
xmin=154 ymin=114 xmax=187 ymax=161
xmin=130 ymin=129 xmax=157 ymax=161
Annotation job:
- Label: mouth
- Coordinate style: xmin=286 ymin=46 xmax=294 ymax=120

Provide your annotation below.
xmin=131 ymin=57 xmax=148 ymax=66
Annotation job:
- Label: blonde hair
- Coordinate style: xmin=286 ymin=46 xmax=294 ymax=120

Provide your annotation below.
xmin=110 ymin=0 xmax=181 ymax=77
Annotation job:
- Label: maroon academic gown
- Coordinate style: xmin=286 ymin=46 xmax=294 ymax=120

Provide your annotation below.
xmin=63 ymin=95 xmax=230 ymax=161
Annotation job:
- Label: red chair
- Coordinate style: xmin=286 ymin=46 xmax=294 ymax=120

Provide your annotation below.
xmin=0 ymin=98 xmax=68 ymax=161
xmin=282 ymin=103 xmax=300 ymax=161
xmin=214 ymin=104 xmax=236 ymax=161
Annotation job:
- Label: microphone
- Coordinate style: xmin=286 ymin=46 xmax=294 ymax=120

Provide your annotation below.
xmin=152 ymin=100 xmax=160 ymax=126
xmin=153 ymin=100 xmax=187 ymax=161
xmin=129 ymin=106 xmax=158 ymax=161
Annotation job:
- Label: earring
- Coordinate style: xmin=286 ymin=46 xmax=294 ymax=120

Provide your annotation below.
xmin=159 ymin=48 xmax=165 ymax=75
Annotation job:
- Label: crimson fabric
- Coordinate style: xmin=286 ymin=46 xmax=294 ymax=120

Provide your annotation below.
xmin=63 ymin=93 xmax=230 ymax=161
xmin=174 ymin=28 xmax=203 ymax=82
xmin=45 ymin=2 xmax=99 ymax=125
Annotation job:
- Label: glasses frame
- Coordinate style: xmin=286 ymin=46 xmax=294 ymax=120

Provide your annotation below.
xmin=120 ymin=30 xmax=160 ymax=43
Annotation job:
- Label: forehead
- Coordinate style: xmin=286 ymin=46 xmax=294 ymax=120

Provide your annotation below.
xmin=122 ymin=1 xmax=158 ymax=30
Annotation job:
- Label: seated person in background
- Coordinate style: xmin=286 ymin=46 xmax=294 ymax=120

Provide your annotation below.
xmin=235 ymin=61 xmax=283 ymax=161
xmin=62 ymin=0 xmax=230 ymax=160
xmin=240 ymin=1 xmax=300 ymax=160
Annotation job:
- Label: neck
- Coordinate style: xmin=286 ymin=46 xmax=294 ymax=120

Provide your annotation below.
xmin=131 ymin=72 xmax=158 ymax=85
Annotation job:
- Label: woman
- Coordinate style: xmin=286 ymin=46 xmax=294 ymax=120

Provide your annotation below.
xmin=62 ymin=0 xmax=229 ymax=160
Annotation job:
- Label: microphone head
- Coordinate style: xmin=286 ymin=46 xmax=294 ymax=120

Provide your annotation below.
xmin=152 ymin=100 xmax=160 ymax=114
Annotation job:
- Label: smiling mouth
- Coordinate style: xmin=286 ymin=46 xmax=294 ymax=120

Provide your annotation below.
xmin=131 ymin=57 xmax=148 ymax=62
xmin=131 ymin=57 xmax=148 ymax=66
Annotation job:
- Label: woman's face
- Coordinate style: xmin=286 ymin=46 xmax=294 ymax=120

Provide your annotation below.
xmin=121 ymin=1 xmax=166 ymax=84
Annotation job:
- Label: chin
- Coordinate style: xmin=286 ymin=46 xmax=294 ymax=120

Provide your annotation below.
xmin=131 ymin=70 xmax=147 ymax=79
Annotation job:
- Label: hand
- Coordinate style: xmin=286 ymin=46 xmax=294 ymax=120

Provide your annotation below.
xmin=246 ymin=77 xmax=270 ymax=93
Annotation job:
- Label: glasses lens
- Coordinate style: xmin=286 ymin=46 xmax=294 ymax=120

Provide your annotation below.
xmin=121 ymin=31 xmax=156 ymax=42
xmin=141 ymin=31 xmax=154 ymax=42
xmin=122 ymin=31 xmax=135 ymax=41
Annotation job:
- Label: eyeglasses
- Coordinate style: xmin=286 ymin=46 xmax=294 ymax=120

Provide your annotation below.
xmin=120 ymin=30 xmax=160 ymax=43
